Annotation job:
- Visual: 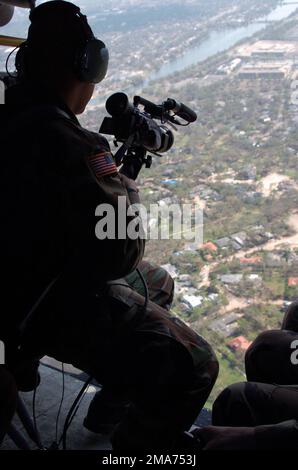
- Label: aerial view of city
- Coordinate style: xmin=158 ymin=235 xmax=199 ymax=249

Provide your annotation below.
xmin=78 ymin=0 xmax=298 ymax=401
xmin=1 ymin=0 xmax=298 ymax=453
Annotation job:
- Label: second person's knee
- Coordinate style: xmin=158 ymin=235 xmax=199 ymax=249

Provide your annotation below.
xmin=212 ymin=382 xmax=247 ymax=426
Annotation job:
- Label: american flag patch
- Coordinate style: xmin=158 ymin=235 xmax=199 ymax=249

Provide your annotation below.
xmin=88 ymin=151 xmax=118 ymax=179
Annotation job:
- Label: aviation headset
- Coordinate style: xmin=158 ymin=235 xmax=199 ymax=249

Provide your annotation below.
xmin=15 ymin=1 xmax=109 ymax=83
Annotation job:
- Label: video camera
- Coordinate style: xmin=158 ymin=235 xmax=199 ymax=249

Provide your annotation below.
xmin=99 ymin=92 xmax=197 ymax=179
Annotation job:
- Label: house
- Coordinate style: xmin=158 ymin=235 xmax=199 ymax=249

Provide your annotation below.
xmin=231 ymin=240 xmax=242 ymax=251
xmin=231 ymin=232 xmax=248 ymax=247
xmin=208 ymin=293 xmax=219 ymax=302
xmin=215 ymin=237 xmax=231 ymax=249
xmin=247 ymin=274 xmax=262 ymax=284
xmin=176 ymin=282 xmax=193 ymax=292
xmin=210 ymin=313 xmax=241 ymax=337
xmin=178 ymin=274 xmax=192 ymax=283
xmin=228 ymin=336 xmax=252 ymax=352
xmin=263 ymin=232 xmax=274 ymax=240
xmin=201 ymin=241 xmax=218 ymax=252
xmin=183 ymin=295 xmax=204 ymax=309
xmin=238 ymin=68 xmax=285 ymax=80
xmin=288 ymin=277 xmax=298 ymax=287
xmin=219 ymin=274 xmax=243 ymax=285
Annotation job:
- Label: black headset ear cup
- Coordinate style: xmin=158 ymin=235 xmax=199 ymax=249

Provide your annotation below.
xmin=75 ymin=39 xmax=109 ymax=84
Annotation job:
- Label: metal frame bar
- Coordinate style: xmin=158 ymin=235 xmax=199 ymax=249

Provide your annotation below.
xmin=0 ymin=35 xmax=25 ymax=47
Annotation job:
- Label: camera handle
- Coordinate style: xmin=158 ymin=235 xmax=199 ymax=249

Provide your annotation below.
xmin=120 ymin=147 xmax=152 ymax=180
xmin=116 ymin=142 xmax=153 ymax=180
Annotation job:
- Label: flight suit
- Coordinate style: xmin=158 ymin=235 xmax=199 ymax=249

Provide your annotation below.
xmin=212 ymin=301 xmax=298 ymax=449
xmin=125 ymin=260 xmax=175 ymax=311
xmin=1 ymin=82 xmax=218 ymax=450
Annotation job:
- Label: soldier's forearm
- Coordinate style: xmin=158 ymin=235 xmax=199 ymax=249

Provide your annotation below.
xmin=255 ymin=420 xmax=298 ymax=450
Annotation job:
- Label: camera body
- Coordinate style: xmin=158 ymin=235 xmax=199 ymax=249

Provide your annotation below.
xmin=100 ymin=92 xmax=197 ymax=153
xmin=100 ymin=92 xmax=175 ymax=154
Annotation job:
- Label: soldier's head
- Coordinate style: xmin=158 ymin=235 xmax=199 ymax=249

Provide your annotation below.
xmin=15 ymin=1 xmax=109 ymax=114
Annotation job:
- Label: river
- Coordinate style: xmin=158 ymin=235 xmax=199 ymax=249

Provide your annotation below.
xmin=147 ymin=0 xmax=298 ymax=83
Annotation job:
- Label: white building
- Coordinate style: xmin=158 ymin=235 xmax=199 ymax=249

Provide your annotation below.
xmin=183 ymin=295 xmax=204 ymax=309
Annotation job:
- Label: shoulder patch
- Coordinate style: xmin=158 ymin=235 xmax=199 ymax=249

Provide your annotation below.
xmin=88 ymin=151 xmax=118 ymax=179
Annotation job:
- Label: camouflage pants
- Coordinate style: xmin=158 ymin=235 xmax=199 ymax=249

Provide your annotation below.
xmin=124 ymin=260 xmax=175 ymax=310
xmin=212 ymin=301 xmax=298 ymax=445
xmin=21 ymin=261 xmax=218 ymax=450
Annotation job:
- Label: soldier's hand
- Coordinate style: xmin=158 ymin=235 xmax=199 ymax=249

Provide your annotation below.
xmin=193 ymin=425 xmax=257 ymax=450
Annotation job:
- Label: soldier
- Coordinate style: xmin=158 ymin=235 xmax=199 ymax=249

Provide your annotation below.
xmin=194 ymin=301 xmax=298 ymax=450
xmin=1 ymin=1 xmax=218 ymax=450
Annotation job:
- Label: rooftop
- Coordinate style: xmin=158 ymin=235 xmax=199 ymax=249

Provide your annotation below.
xmin=201 ymin=242 xmax=218 ymax=252
xmin=228 ymin=336 xmax=252 ymax=352
xmin=236 ymin=40 xmax=298 ymax=57
xmin=288 ymin=277 xmax=298 ymax=287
